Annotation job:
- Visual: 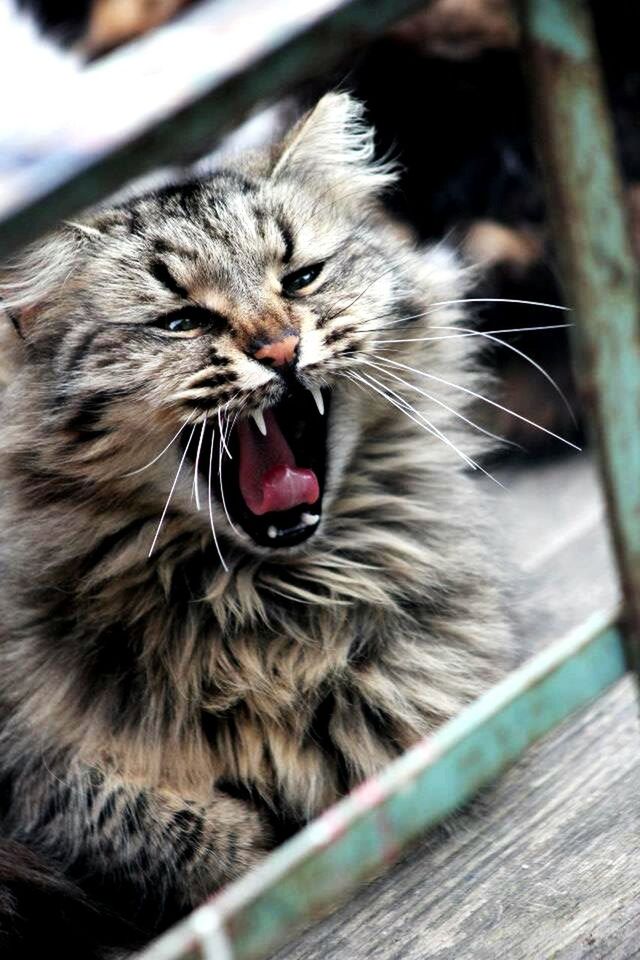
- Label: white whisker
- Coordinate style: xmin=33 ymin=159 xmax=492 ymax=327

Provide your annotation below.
xmin=363 ymin=300 xmax=570 ymax=333
xmin=370 ymin=323 xmax=572 ymax=342
xmin=431 ymin=297 xmax=570 ymax=311
xmin=148 ymin=422 xmax=197 ymax=557
xmin=362 ymin=358 xmax=521 ymax=451
xmin=192 ymin=415 xmax=207 ymax=511
xmin=219 ymin=400 xmax=237 ymax=459
xmin=375 ymin=322 xmax=577 ymax=426
xmin=224 ymin=404 xmax=243 ymax=458
xmin=218 ymin=410 xmax=241 ymax=535
xmin=344 ymin=369 xmax=421 ymax=428
xmin=345 ymin=369 xmax=476 ymax=472
xmin=207 ymin=426 xmax=228 ymax=572
xmin=370 ymin=354 xmax=582 ymax=451
xmin=123 ymin=412 xmax=194 ymax=478
xmin=354 ymin=369 xmax=504 ymax=488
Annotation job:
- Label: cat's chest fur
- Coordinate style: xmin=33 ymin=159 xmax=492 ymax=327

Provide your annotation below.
xmin=144 ymin=582 xmax=405 ymax=819
xmin=197 ymin=613 xmax=397 ymax=818
xmin=25 ymin=551 xmax=409 ymax=819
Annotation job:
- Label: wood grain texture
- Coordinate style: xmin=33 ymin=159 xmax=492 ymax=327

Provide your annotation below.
xmin=274 ymin=454 xmax=639 ymax=960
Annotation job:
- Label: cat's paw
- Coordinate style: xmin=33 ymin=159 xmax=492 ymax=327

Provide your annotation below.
xmin=182 ymin=792 xmax=272 ymax=903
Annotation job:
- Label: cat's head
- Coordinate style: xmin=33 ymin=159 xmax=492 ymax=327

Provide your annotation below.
xmin=1 ymin=93 xmax=471 ymax=560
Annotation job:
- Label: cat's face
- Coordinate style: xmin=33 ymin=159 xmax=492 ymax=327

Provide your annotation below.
xmin=81 ymin=169 xmax=395 ymax=551
xmin=3 ymin=95 xmax=464 ymax=559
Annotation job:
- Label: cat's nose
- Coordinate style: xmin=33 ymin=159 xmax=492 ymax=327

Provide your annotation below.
xmin=251 ymin=333 xmax=300 ymax=370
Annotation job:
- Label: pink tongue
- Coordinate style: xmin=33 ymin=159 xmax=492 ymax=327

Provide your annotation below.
xmin=237 ymin=410 xmax=320 ymax=516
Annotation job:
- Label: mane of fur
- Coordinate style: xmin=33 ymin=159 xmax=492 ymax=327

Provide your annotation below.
xmin=0 ymin=94 xmax=509 ymax=950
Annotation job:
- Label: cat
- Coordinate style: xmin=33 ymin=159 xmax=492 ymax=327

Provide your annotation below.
xmin=0 ymin=93 xmax=509 ymax=956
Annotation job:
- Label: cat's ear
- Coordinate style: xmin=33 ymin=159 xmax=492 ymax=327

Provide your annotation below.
xmin=271 ymin=93 xmax=397 ymax=196
xmin=0 ymin=225 xmax=95 ymax=340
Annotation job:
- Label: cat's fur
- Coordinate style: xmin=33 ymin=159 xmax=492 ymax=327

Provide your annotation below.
xmin=0 ymin=94 xmax=509 ymax=953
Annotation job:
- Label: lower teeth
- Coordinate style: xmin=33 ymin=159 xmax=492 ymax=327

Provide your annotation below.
xmin=267 ymin=514 xmax=320 ymax=540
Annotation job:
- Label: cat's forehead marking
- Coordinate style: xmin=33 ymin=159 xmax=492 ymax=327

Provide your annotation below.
xmin=142 ymin=176 xmax=348 ymax=291
xmin=116 ymin=173 xmax=351 ymax=331
xmin=151 ymin=236 xmax=200 ymax=262
xmin=148 ymin=200 xmax=293 ymax=298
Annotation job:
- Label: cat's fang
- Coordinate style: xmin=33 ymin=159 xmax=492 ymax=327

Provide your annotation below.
xmin=301 ymin=513 xmax=319 ymax=527
xmin=267 ymin=526 xmax=278 ymax=539
xmin=309 ymin=385 xmax=325 ymax=416
xmin=251 ymin=409 xmax=267 ymax=436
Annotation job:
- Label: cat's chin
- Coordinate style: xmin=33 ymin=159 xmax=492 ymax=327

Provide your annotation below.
xmin=187 ymin=383 xmax=330 ymax=550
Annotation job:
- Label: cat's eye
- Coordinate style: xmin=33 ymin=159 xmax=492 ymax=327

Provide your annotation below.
xmin=281 ymin=262 xmax=324 ymax=296
xmin=152 ymin=306 xmax=224 ymax=337
xmin=157 ymin=316 xmax=202 ymax=334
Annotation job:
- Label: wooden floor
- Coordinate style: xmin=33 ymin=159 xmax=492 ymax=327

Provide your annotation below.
xmin=275 ymin=454 xmax=640 ymax=960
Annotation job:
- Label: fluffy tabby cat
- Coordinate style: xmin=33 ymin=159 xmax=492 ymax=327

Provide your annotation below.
xmin=0 ymin=94 xmax=509 ymax=956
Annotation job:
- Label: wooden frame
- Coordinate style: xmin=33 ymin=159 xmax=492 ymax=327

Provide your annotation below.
xmin=0 ymin=0 xmax=432 ymax=260
xmin=0 ymin=1 xmax=636 ymax=958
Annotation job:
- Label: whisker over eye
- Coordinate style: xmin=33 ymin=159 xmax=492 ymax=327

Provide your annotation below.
xmin=151 ymin=306 xmax=226 ymax=338
xmin=281 ymin=262 xmax=325 ymax=297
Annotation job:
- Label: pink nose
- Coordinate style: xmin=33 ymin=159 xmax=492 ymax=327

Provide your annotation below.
xmin=252 ymin=334 xmax=300 ymax=369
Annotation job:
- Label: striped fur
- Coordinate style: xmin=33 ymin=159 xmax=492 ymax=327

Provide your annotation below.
xmin=0 ymin=94 xmax=509 ymax=950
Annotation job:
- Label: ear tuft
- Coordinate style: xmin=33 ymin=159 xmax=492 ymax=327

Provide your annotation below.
xmin=272 ymin=93 xmax=398 ymax=196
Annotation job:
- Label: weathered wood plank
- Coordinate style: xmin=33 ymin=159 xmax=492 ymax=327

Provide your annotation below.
xmin=272 ymin=677 xmax=639 ymax=960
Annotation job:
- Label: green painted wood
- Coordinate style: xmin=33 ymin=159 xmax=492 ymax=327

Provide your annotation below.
xmin=519 ymin=0 xmax=640 ymax=680
xmin=137 ymin=607 xmax=626 ymax=960
xmin=0 ymin=0 xmax=432 ymax=261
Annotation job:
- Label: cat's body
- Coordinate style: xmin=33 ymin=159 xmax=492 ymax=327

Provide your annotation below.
xmin=0 ymin=95 xmax=508 ymax=955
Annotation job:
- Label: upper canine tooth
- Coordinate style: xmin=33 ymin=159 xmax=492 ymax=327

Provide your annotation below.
xmin=251 ymin=409 xmax=267 ymax=436
xmin=309 ymin=385 xmax=325 ymax=416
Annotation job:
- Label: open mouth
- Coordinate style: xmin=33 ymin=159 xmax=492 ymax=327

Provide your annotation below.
xmin=188 ymin=384 xmax=330 ymax=549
